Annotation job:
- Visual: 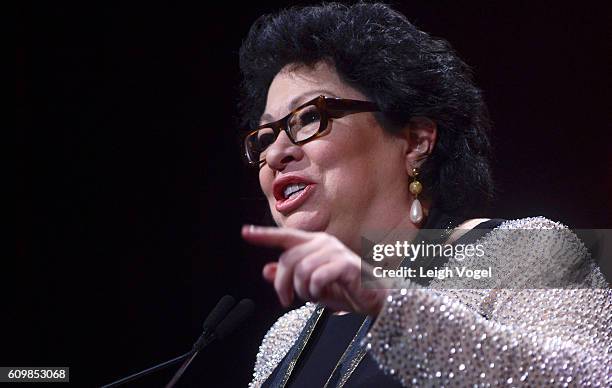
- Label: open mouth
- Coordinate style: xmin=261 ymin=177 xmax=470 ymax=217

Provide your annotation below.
xmin=283 ymin=183 xmax=307 ymax=199
xmin=273 ymin=177 xmax=315 ymax=214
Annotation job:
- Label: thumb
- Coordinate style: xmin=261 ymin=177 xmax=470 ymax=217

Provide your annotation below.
xmin=262 ymin=262 xmax=277 ymax=283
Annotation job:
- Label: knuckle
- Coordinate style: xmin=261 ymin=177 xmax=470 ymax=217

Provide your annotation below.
xmin=293 ymin=262 xmax=306 ymax=281
xmin=323 ymin=234 xmax=343 ymax=250
xmin=278 ymin=252 xmax=288 ymax=265
xmin=278 ymin=250 xmax=294 ymax=265
xmin=299 ymin=257 xmax=316 ymax=274
xmin=314 ymin=232 xmax=331 ymax=242
xmin=311 ymin=271 xmax=325 ymax=288
xmin=274 ymin=281 xmax=283 ymax=294
xmin=293 ymin=264 xmax=305 ymax=284
xmin=292 ymin=276 xmax=302 ymax=293
xmin=274 ymin=275 xmax=284 ymax=293
xmin=309 ymin=280 xmax=323 ymax=298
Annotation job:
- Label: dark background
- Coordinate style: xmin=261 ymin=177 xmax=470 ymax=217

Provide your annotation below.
xmin=16 ymin=1 xmax=611 ymax=387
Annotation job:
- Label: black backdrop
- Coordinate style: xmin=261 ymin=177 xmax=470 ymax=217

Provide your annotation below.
xmin=16 ymin=2 xmax=611 ymax=387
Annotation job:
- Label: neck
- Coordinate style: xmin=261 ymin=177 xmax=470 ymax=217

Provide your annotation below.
xmin=343 ymin=198 xmax=432 ymax=254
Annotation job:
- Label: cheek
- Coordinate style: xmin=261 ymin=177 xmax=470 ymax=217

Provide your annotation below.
xmin=259 ymin=168 xmax=274 ymax=198
xmin=325 ymin=163 xmax=372 ymax=202
xmin=306 ymin=136 xmax=373 ymax=196
xmin=312 ymin=126 xmax=400 ymax=198
xmin=315 ymin=124 xmax=384 ymax=173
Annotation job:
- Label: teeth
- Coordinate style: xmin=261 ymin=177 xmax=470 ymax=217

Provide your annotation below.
xmin=283 ymin=183 xmax=307 ymax=199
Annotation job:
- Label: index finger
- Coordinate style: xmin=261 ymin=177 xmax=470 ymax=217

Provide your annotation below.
xmin=241 ymin=225 xmax=316 ymax=249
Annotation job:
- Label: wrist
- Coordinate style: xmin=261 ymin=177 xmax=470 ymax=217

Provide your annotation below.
xmin=367 ymin=288 xmax=389 ymax=317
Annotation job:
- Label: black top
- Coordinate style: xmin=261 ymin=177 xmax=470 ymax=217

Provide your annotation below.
xmin=282 ymin=311 xmax=371 ymax=388
xmin=262 ymin=213 xmax=505 ymax=387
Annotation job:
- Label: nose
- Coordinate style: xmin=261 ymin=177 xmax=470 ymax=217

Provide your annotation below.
xmin=264 ymin=131 xmax=304 ymax=171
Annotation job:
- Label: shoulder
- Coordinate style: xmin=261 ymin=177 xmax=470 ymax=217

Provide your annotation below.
xmin=447 ymin=216 xmax=561 ymax=244
xmin=249 ymin=303 xmax=317 ymax=387
xmin=454 ymin=215 xmax=568 ymax=231
xmin=440 ymin=216 xmax=606 ymax=289
xmin=497 ymin=215 xmax=568 ymax=229
xmin=480 ymin=216 xmax=607 ymax=288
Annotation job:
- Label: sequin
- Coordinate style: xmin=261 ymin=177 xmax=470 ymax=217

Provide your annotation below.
xmin=249 ymin=217 xmax=611 ymax=387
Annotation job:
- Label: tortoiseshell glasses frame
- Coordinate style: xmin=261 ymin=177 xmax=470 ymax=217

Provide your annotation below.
xmin=242 ymin=95 xmax=380 ymax=166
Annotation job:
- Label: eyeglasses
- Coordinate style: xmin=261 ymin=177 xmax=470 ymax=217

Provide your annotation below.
xmin=242 ymin=95 xmax=380 ymax=166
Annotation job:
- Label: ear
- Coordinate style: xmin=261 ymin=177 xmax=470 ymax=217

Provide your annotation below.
xmin=403 ymin=116 xmax=437 ymax=175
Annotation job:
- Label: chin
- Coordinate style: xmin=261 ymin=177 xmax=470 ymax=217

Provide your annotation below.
xmin=275 ymin=211 xmax=328 ymax=232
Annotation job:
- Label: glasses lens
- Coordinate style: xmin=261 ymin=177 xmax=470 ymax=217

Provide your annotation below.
xmin=245 ymin=127 xmax=275 ymax=163
xmin=288 ymin=105 xmax=322 ymax=142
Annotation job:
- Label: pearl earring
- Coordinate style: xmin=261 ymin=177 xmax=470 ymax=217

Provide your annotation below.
xmin=409 ymin=167 xmax=423 ymax=224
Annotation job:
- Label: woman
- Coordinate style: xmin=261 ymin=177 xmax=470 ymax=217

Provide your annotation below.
xmin=238 ymin=3 xmax=610 ymax=387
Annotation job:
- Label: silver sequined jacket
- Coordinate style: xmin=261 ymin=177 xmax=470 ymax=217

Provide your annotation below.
xmin=249 ymin=217 xmax=611 ymax=387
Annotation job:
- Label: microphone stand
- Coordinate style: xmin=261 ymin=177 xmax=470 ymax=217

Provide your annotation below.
xmin=101 ymin=331 xmax=215 ymax=388
xmin=100 ymin=296 xmax=252 ymax=388
xmin=165 ymin=333 xmax=215 ymax=388
xmin=100 ymin=351 xmax=194 ymax=388
xmin=164 ymin=299 xmax=254 ymax=387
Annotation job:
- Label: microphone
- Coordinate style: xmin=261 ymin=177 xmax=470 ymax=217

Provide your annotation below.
xmin=203 ymin=295 xmax=236 ymax=334
xmin=215 ymin=298 xmax=255 ymax=340
xmin=165 ymin=298 xmax=255 ymax=388
xmin=193 ymin=295 xmax=236 ymax=350
xmin=101 ymin=295 xmax=251 ymax=388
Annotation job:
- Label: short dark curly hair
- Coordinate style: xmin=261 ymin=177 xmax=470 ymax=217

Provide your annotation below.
xmin=238 ymin=2 xmax=494 ymax=218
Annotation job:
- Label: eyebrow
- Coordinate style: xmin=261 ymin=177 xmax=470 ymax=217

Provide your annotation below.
xmin=259 ymin=89 xmax=338 ymax=124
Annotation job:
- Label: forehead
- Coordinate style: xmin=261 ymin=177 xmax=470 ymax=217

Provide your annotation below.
xmin=261 ymin=61 xmax=366 ymax=123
